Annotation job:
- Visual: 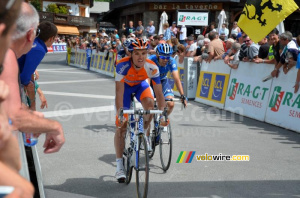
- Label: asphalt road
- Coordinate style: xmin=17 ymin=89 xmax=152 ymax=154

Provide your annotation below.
xmin=35 ymin=53 xmax=300 ymax=198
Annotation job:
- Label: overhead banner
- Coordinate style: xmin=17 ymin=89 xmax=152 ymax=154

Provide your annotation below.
xmin=224 ymin=62 xmax=274 ymax=121
xmin=265 ymin=67 xmax=300 ymax=133
xmin=177 ymin=12 xmax=209 ymax=26
xmin=195 ymin=60 xmax=231 ymax=109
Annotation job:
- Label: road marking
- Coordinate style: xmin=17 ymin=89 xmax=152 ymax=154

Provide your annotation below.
xmin=38 ymin=79 xmax=110 ymax=85
xmin=44 ymin=105 xmax=115 ymax=118
xmin=43 ymin=91 xmax=115 ymax=99
xmin=37 ymin=68 xmax=77 ymax=71
xmin=38 ymin=71 xmax=90 ymax=74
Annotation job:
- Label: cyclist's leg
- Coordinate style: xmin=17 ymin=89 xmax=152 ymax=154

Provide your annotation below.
xmin=114 ymin=83 xmax=134 ymax=180
xmin=135 ymin=80 xmax=154 ymax=137
xmin=161 ymin=78 xmax=175 ymax=116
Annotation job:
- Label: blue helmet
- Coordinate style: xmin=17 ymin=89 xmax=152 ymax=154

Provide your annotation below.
xmin=155 ymin=43 xmax=173 ymax=56
xmin=123 ymin=38 xmax=135 ymax=48
xmin=127 ymin=38 xmax=149 ymax=52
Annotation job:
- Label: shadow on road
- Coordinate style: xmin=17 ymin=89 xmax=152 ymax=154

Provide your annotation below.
xmin=83 ymin=124 xmax=115 ymax=133
xmin=45 ymin=179 xmax=300 ymax=198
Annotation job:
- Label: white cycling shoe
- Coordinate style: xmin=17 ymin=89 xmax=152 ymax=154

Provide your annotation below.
xmin=115 ymin=169 xmax=126 ymax=183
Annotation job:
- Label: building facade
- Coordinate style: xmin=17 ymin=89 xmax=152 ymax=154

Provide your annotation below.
xmin=104 ymin=0 xmax=300 ymax=37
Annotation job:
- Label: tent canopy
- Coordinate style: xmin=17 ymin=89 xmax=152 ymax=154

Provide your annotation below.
xmin=56 ymin=25 xmax=79 ymax=35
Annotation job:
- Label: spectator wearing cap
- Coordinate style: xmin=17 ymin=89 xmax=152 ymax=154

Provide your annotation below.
xmin=242 ymin=35 xmax=260 ymax=62
xmin=219 ymin=23 xmax=229 ymax=41
xmin=179 ymin=25 xmax=187 ymax=46
xmin=271 ymin=31 xmax=298 ymax=77
xmin=227 ymin=42 xmax=241 ymax=69
xmin=237 ymin=32 xmax=248 ymax=61
xmin=135 ymin=20 xmax=144 ymax=38
xmin=185 ymin=35 xmax=197 ymax=57
xmin=206 ymin=31 xmax=225 ymax=62
xmin=170 ymin=21 xmax=178 ymax=37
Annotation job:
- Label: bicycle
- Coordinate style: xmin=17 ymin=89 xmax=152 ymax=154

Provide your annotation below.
xmin=148 ymin=98 xmax=172 ymax=171
xmin=121 ymin=94 xmax=168 ymax=198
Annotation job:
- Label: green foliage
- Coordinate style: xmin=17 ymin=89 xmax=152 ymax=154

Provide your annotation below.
xmin=45 ymin=3 xmax=68 ymax=14
xmin=58 ymin=6 xmax=68 ymax=14
xmin=45 ymin=3 xmax=59 ymax=13
xmin=30 ymin=0 xmax=42 ymax=11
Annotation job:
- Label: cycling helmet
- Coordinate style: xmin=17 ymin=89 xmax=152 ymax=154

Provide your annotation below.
xmin=123 ymin=38 xmax=135 ymax=48
xmin=155 ymin=43 xmax=173 ymax=56
xmin=127 ymin=38 xmax=149 ymax=52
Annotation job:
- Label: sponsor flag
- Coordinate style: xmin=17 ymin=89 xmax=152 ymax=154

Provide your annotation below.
xmin=237 ymin=0 xmax=298 ymax=43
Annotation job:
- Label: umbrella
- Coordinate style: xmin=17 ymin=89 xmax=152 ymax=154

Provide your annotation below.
xmin=158 ymin=11 xmax=168 ymax=35
xmin=217 ymin=9 xmax=227 ymax=33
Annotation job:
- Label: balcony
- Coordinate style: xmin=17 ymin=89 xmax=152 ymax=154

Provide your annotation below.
xmin=38 ymin=11 xmax=95 ymax=27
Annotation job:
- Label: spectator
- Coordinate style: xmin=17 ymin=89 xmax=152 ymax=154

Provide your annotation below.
xmin=230 ymin=21 xmax=241 ymax=38
xmin=185 ymin=35 xmax=197 ymax=57
xmin=215 ymin=38 xmax=235 ymax=60
xmin=163 ymin=23 xmax=171 ymax=41
xmin=114 ymin=29 xmax=119 ymax=39
xmin=86 ymin=44 xmax=92 ymax=70
xmin=236 ymin=32 xmax=247 ymax=61
xmin=174 ymin=44 xmax=185 ymax=66
xmin=227 ymin=42 xmax=241 ymax=69
xmin=179 ymin=25 xmax=187 ymax=46
xmin=126 ymin=21 xmax=135 ymax=36
xmin=242 ymin=35 xmax=259 ymax=62
xmin=170 ymin=21 xmax=178 ymax=37
xmin=148 ymin=35 xmax=160 ymax=55
xmin=271 ymin=32 xmax=298 ymax=76
xmin=146 ymin=20 xmax=155 ymax=37
xmin=121 ymin=23 xmax=126 ymax=36
xmin=91 ymin=34 xmax=99 ymax=50
xmin=219 ymin=23 xmax=229 ymax=40
xmin=207 ymin=31 xmax=225 ymax=62
xmin=101 ymin=28 xmax=108 ymax=37
xmin=254 ymin=37 xmax=270 ymax=63
xmin=202 ymin=26 xmax=209 ymax=36
xmin=210 ymin=23 xmax=216 ymax=32
xmin=171 ymin=37 xmax=179 ymax=53
xmin=135 ymin=20 xmax=144 ymax=38
xmin=293 ymin=35 xmax=300 ymax=93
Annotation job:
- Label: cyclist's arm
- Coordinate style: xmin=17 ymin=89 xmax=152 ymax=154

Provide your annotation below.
xmin=172 ymin=70 xmax=185 ymax=96
xmin=153 ymin=83 xmax=165 ymax=110
xmin=115 ymin=81 xmax=124 ymax=114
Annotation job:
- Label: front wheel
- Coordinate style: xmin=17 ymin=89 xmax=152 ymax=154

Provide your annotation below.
xmin=159 ymin=124 xmax=172 ymax=171
xmin=136 ymin=134 xmax=149 ymax=198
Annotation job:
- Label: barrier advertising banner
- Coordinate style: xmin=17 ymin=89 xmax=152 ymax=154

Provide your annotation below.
xmin=224 ymin=62 xmax=274 ymax=121
xmin=52 ymin=44 xmax=67 ymax=52
xmin=265 ymin=67 xmax=300 ymax=133
xmin=195 ymin=60 xmax=231 ymax=109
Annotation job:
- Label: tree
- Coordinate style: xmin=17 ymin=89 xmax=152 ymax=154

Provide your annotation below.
xmin=30 ymin=0 xmax=42 ymax=11
xmin=45 ymin=3 xmax=68 ymax=14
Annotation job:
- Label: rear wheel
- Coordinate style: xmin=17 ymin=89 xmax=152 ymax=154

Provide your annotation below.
xmin=159 ymin=124 xmax=172 ymax=171
xmin=136 ymin=134 xmax=149 ymax=198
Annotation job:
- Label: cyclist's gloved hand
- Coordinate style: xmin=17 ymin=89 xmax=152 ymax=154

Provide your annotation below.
xmin=180 ymin=95 xmax=188 ymax=108
xmin=115 ymin=114 xmax=128 ymax=128
xmin=159 ymin=115 xmax=169 ymax=127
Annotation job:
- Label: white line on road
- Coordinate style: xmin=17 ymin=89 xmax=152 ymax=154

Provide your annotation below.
xmin=44 ymin=105 xmax=115 ymax=118
xmin=43 ymin=91 xmax=115 ymax=99
xmin=38 ymin=79 xmax=110 ymax=85
xmin=38 ymin=71 xmax=90 ymax=74
xmin=37 ymin=68 xmax=77 ymax=71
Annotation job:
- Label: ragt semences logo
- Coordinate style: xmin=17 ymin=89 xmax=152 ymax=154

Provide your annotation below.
xmin=227 ymin=78 xmax=269 ymax=101
xmin=268 ymin=86 xmax=300 ymax=112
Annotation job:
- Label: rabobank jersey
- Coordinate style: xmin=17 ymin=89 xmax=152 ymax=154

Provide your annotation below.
xmin=148 ymin=55 xmax=178 ymax=80
xmin=115 ymin=57 xmax=161 ymax=86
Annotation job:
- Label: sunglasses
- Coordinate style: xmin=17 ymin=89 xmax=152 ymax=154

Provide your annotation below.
xmin=159 ymin=55 xmax=170 ymax=60
xmin=35 ymin=28 xmax=40 ymax=38
xmin=244 ymin=40 xmax=251 ymax=43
